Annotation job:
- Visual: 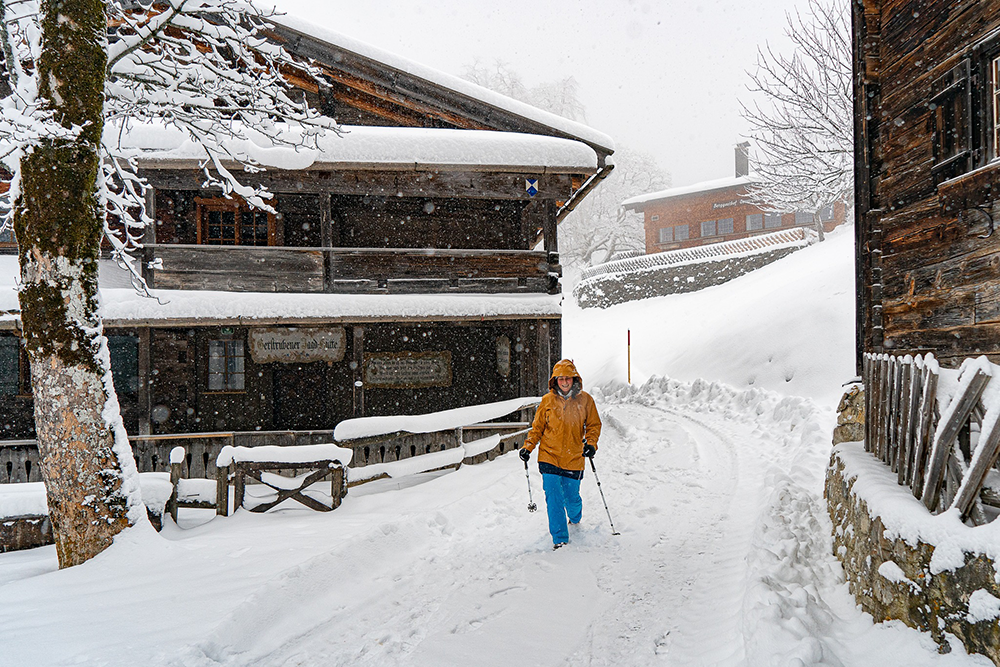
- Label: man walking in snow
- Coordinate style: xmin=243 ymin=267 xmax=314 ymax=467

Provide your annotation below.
xmin=520 ymin=359 xmax=602 ymax=549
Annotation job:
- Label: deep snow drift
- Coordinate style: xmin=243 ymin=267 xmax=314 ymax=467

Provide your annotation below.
xmin=565 ymin=226 xmax=857 ymax=409
xmin=0 ymin=226 xmax=989 ymax=666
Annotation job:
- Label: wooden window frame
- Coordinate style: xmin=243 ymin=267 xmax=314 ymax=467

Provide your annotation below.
xmin=206 ymin=338 xmax=246 ymax=393
xmin=0 ymin=337 xmax=32 ymax=397
xmin=992 ymin=55 xmax=1000 ymax=162
xmin=930 ymin=59 xmax=973 ymax=181
xmin=195 ymin=197 xmax=275 ymax=247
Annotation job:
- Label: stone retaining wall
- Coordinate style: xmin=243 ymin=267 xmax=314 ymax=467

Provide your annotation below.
xmin=573 ymin=245 xmax=801 ymax=308
xmin=826 ymin=449 xmax=1000 ymax=663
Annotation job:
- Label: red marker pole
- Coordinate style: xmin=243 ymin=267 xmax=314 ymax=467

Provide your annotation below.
xmin=627 ymin=329 xmax=631 ymax=384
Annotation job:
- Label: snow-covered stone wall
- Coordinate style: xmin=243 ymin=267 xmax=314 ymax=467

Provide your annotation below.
xmin=573 ymin=245 xmax=802 ymax=308
xmin=826 ymin=447 xmax=1000 ymax=664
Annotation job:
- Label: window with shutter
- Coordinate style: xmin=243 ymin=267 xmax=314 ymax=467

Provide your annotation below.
xmin=930 ymin=59 xmax=972 ymax=182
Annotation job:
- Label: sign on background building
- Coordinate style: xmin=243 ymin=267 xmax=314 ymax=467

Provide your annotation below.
xmin=249 ymin=327 xmax=347 ymax=364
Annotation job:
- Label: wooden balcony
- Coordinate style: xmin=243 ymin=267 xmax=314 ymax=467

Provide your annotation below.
xmin=142 ymin=244 xmax=559 ymax=294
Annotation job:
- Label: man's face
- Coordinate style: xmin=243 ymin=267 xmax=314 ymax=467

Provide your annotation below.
xmin=556 ymin=376 xmax=573 ymax=392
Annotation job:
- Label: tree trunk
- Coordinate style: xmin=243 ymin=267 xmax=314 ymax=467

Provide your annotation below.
xmin=812 ymin=209 xmax=826 ymax=242
xmin=14 ymin=0 xmax=142 ymax=568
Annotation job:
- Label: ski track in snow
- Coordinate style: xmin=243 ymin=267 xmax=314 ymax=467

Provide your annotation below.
xmin=166 ymin=382 xmax=837 ymax=667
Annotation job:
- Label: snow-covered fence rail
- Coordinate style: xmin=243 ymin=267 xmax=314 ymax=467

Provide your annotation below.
xmin=863 ymin=352 xmax=1000 ymax=524
xmin=578 ymin=228 xmax=812 ymax=282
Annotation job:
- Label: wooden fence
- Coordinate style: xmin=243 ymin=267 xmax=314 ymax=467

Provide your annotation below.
xmin=0 ymin=423 xmax=529 ymax=484
xmin=863 ymin=352 xmax=1000 ymax=525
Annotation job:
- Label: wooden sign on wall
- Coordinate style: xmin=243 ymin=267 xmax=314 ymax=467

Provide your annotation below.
xmin=364 ymin=351 xmax=452 ymax=388
xmin=249 ymin=327 xmax=346 ymax=363
xmin=496 ymin=335 xmax=511 ymax=378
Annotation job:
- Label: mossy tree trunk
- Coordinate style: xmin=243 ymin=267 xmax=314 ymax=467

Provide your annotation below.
xmin=14 ymin=0 xmax=135 ymax=568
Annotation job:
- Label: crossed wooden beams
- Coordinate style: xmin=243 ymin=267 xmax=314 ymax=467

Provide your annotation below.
xmin=233 ymin=461 xmax=346 ymax=513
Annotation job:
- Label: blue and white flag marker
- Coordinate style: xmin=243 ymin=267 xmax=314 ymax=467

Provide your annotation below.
xmin=525 ymin=178 xmax=539 ymax=196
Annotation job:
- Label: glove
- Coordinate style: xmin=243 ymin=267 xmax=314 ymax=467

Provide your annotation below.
xmin=583 ymin=444 xmax=596 ymax=458
xmin=519 ymin=447 xmax=531 ymax=462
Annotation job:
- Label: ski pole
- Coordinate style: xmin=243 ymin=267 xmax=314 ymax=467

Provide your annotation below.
xmin=523 ymin=458 xmax=537 ymax=512
xmin=588 ymin=455 xmax=620 ymax=535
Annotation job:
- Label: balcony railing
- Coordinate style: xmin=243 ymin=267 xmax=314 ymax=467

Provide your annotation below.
xmin=141 ymin=244 xmax=558 ymax=294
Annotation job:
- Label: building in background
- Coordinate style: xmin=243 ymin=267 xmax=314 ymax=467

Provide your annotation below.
xmin=623 ymin=143 xmax=845 ymax=254
xmin=0 ymin=14 xmax=612 ymax=467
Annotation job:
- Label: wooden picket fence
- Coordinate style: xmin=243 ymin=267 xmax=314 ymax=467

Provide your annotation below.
xmin=864 ymin=352 xmax=1000 ymax=525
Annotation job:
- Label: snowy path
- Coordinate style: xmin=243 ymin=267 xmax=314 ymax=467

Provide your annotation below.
xmin=175 ymin=396 xmax=770 ymax=667
xmin=0 ymin=379 xmax=985 ymax=666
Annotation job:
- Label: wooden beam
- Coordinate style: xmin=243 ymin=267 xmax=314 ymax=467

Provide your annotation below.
xmin=921 ymin=368 xmax=990 ymax=510
xmin=143 ymin=169 xmax=577 ymax=201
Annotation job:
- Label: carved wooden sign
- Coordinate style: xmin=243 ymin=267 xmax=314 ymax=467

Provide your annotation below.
xmin=249 ymin=327 xmax=346 ymax=363
xmin=364 ymin=351 xmax=452 ymax=388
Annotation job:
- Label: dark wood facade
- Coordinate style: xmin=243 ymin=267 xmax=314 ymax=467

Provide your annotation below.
xmin=0 ymin=15 xmax=608 ymax=446
xmin=854 ymin=1 xmax=1000 ymax=369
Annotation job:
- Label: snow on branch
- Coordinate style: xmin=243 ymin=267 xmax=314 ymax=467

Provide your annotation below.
xmin=740 ymin=0 xmax=853 ymax=221
xmin=0 ymin=0 xmax=340 ymax=293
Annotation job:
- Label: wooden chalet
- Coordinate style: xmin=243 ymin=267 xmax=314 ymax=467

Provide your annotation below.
xmin=852 ymin=3 xmax=1000 ymax=518
xmin=0 ymin=15 xmax=614 ymax=469
xmin=623 ymin=144 xmax=845 ymax=254
xmin=854 ymin=2 xmax=1000 ymax=366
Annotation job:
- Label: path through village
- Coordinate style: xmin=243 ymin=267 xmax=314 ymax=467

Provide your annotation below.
xmin=4 ymin=376 xmax=980 ymax=666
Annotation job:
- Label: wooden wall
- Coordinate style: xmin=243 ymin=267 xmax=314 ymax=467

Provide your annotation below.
xmin=138 ymin=319 xmax=556 ymax=436
xmin=855 ymin=0 xmax=1000 ymax=368
xmin=153 ymin=189 xmax=534 ymax=251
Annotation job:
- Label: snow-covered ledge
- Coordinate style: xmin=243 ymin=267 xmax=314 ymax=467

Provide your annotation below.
xmin=826 ymin=440 xmax=1000 ymax=663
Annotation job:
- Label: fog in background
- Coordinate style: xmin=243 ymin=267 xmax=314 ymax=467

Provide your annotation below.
xmin=272 ymin=0 xmax=800 ymax=187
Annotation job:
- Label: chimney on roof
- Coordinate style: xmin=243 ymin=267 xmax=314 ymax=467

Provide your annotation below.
xmin=735 ymin=141 xmax=750 ymax=178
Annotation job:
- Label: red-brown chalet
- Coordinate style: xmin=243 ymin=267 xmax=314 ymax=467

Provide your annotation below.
xmin=623 ymin=147 xmax=845 ymax=253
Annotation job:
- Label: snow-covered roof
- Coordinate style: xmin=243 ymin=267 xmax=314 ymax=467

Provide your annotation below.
xmin=622 ymin=175 xmax=757 ymax=209
xmin=116 ymin=123 xmax=599 ymax=174
xmin=0 ymin=256 xmax=561 ymax=326
xmin=269 ymin=13 xmax=615 ymax=155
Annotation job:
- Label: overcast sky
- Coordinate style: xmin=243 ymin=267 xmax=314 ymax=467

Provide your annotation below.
xmin=272 ymin=0 xmax=803 ymax=188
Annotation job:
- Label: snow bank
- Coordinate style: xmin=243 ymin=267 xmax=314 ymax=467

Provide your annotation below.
xmin=565 ymin=225 xmax=856 ymax=408
xmin=0 ymin=473 xmax=176 ymax=520
xmin=347 ymin=447 xmax=465 ymax=484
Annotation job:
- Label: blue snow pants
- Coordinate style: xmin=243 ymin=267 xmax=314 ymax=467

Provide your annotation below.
xmin=542 ymin=473 xmax=582 ymax=545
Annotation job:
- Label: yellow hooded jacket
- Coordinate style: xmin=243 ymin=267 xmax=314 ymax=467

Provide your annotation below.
xmin=523 ymin=359 xmax=602 ymax=472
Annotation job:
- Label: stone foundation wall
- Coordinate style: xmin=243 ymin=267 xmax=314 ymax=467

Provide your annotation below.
xmin=826 ymin=452 xmax=1000 ymax=663
xmin=573 ymin=246 xmax=801 ymax=308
